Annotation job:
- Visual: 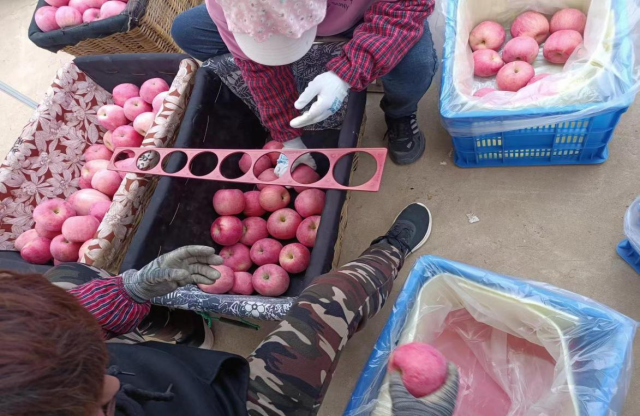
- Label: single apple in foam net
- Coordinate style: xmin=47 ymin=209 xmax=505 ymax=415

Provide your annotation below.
xmin=231 ymin=272 xmax=254 ymax=295
xmin=50 ymin=234 xmax=81 ymax=262
xmin=140 ymin=78 xmax=170 ymax=104
xmin=496 ymin=61 xmax=535 ymax=92
xmin=543 ymin=30 xmax=583 ymax=64
xmin=220 ymin=243 xmax=253 ymax=272
xmin=267 ymin=208 xmax=302 ymax=240
xmin=511 ymin=11 xmax=550 ymax=44
xmin=33 ymin=198 xmax=76 ymax=232
xmin=35 ymin=6 xmax=60 ymax=32
xmin=259 ymin=185 xmax=291 ymax=212
xmin=240 ymin=217 xmax=269 ymax=247
xmin=550 ymin=8 xmax=587 ymax=35
xmin=97 ymin=104 xmax=127 ymax=131
xmin=213 ymin=189 xmax=245 ymax=216
xmin=91 ymin=169 xmax=122 ymax=197
xmin=468 ymin=21 xmax=506 ymax=51
xmin=294 ymin=189 xmax=325 ymax=218
xmin=112 ymin=125 xmax=143 ymax=148
xmin=257 ymin=168 xmax=278 ymax=190
xmin=68 ymin=0 xmax=91 ymax=14
xmin=45 ymin=0 xmax=69 ymax=7
xmin=100 ymin=0 xmax=126 ymax=19
xmin=472 ymin=49 xmax=504 ymax=77
xmin=21 ymin=237 xmax=52 ymax=265
xmin=292 ymin=165 xmax=321 ymax=193
xmin=68 ymin=189 xmax=111 ymax=215
xmin=133 ymin=112 xmax=155 ymax=137
xmin=473 ymin=88 xmax=496 ymax=98
xmin=502 ymin=36 xmax=539 ymax=64
xmin=249 ymin=238 xmax=282 ymax=266
xmin=83 ymin=8 xmax=101 ymax=23
xmin=84 ymin=144 xmax=113 ymax=162
xmin=55 ymin=6 xmax=82 ymax=28
xmin=243 ymin=191 xmax=266 ymax=217
xmin=263 ymin=140 xmax=284 ymax=165
xmin=62 ymin=215 xmax=100 ymax=243
xmin=89 ymin=200 xmax=111 ymax=222
xmin=198 ymin=265 xmax=235 ymax=294
xmin=112 ymin=83 xmax=140 ymax=107
xmin=124 ymin=97 xmax=152 ymax=122
xmin=81 ymin=159 xmax=109 ymax=182
xmin=239 ymin=154 xmax=272 ymax=176
xmin=388 ymin=342 xmax=448 ymax=398
xmin=152 ymin=91 xmax=170 ymax=113
xmin=252 ymin=264 xmax=290 ymax=297
xmin=279 ymin=243 xmax=311 ymax=274
xmin=210 ymin=216 xmax=243 ymax=246
xmin=296 ymin=215 xmax=320 ymax=248
xmin=15 ymin=229 xmax=40 ymax=251
xmin=527 ymin=73 xmax=551 ymax=86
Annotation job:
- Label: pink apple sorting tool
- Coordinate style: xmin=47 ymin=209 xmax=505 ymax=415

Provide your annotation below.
xmin=108 ymin=147 xmax=388 ymax=192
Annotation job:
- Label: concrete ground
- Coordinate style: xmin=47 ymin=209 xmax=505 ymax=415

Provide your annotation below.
xmin=1 ymin=0 xmax=638 ymax=414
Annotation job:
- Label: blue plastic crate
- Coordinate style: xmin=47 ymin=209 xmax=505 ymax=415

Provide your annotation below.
xmin=439 ymin=0 xmax=635 ymax=168
xmin=617 ymin=239 xmax=640 ymax=274
xmin=344 ymin=256 xmax=637 ymax=416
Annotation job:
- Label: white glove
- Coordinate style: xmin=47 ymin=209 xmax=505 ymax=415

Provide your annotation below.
xmin=274 ymin=137 xmax=317 ymax=177
xmin=290 ymin=71 xmax=350 ymax=128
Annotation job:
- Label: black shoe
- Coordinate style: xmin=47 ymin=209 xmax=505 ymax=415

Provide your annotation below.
xmin=373 ymin=203 xmax=432 ymax=256
xmin=384 ymin=114 xmax=426 ymax=165
xmin=139 ymin=308 xmax=215 ymax=349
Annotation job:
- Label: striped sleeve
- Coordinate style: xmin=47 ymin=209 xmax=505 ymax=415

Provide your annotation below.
xmin=69 ymin=276 xmax=150 ymax=339
xmin=326 ymin=0 xmax=436 ymax=91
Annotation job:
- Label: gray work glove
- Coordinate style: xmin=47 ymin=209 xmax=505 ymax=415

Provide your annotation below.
xmin=390 ymin=363 xmax=459 ymax=416
xmin=122 ymin=246 xmax=223 ymax=303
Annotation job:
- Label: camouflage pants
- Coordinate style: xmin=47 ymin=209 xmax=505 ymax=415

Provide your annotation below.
xmin=247 ymin=242 xmax=404 ymax=416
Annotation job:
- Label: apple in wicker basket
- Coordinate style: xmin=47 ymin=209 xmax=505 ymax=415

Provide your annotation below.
xmin=50 ymin=235 xmax=81 ymax=263
xmin=211 ymin=216 xmax=243 ymax=246
xmin=55 ymin=6 xmax=82 ymax=28
xmin=240 ymin=217 xmax=269 ymax=247
xmin=220 ymin=243 xmax=252 ymax=272
xmin=35 ymin=6 xmax=60 ymax=32
xmin=62 ymin=215 xmax=100 ymax=243
xmin=279 ymin=243 xmax=310 ymax=274
xmin=252 ymin=264 xmax=290 ymax=297
xmin=100 ymin=1 xmax=127 ymax=19
xmin=68 ymin=189 xmax=111 ymax=215
xmin=133 ymin=112 xmax=155 ymax=137
xmin=152 ymin=91 xmax=170 ymax=113
xmin=231 ymin=272 xmax=254 ymax=295
xmin=213 ymin=189 xmax=245 ymax=216
xmin=84 ymin=144 xmax=113 ymax=162
xmin=296 ymin=215 xmax=320 ymax=248
xmin=243 ymin=191 xmax=266 ymax=217
xmin=198 ymin=265 xmax=235 ymax=294
xmin=112 ymin=83 xmax=140 ymax=107
xmin=294 ymin=189 xmax=325 ymax=218
xmin=259 ymin=185 xmax=290 ymax=212
xmin=112 ymin=125 xmax=144 ymax=148
xmin=267 ymin=208 xmax=301 ymax=240
xmin=140 ymin=78 xmax=170 ymax=104
xmin=15 ymin=229 xmax=40 ymax=251
xmin=97 ymin=105 xmax=128 ymax=131
xmin=124 ymin=97 xmax=152 ymax=122
xmin=20 ymin=237 xmax=52 ymax=265
xmin=250 ymin=238 xmax=282 ymax=266
xmin=33 ymin=199 xmax=76 ymax=232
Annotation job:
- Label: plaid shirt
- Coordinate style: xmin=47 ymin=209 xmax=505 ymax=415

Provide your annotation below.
xmin=236 ymin=0 xmax=435 ymax=142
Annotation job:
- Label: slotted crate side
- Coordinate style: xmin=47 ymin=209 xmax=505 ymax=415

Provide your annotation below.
xmin=617 ymin=240 xmax=640 ymax=274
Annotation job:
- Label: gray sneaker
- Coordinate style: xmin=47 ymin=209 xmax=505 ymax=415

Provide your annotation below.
xmin=384 ymin=114 xmax=426 ymax=165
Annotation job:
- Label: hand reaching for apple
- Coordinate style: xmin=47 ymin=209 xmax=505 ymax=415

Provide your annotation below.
xmin=122 ymin=246 xmax=223 ymax=303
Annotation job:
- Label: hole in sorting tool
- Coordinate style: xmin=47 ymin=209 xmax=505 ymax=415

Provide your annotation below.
xmin=220 ymin=152 xmax=247 ymax=179
xmin=290 ymin=152 xmax=328 ymax=191
xmin=189 ymin=152 xmax=218 ymax=177
xmin=333 ymin=151 xmax=376 ymax=187
xmin=114 ymin=149 xmax=135 ymax=162
xmin=136 ymin=150 xmax=160 ymax=171
xmin=162 ymin=151 xmax=188 ymax=174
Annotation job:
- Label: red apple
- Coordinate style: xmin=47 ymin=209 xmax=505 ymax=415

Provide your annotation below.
xmin=250 ymin=238 xmax=282 ymax=266
xmin=496 ymin=61 xmax=535 ymax=92
xmin=81 ymin=159 xmax=109 ymax=182
xmin=388 ymin=342 xmax=448 ymax=398
xmin=511 ymin=11 xmax=550 ymax=44
xmin=198 ymin=265 xmax=235 ymax=294
xmin=103 ymin=130 xmax=114 ymax=151
xmin=89 ymin=200 xmax=111 ymax=222
xmin=240 ymin=217 xmax=268 ymax=247
xmin=124 ymin=97 xmax=152 ymax=122
xmin=473 ymin=88 xmax=496 ymax=97
xmin=45 ymin=0 xmax=68 ymax=7
xmin=550 ymin=8 xmax=587 ymax=35
xmin=35 ymin=6 xmax=60 ymax=32
xmin=469 ymin=21 xmax=506 ymax=51
xmin=55 ymin=6 xmax=82 ymax=28
xmin=15 ymin=229 xmax=40 ymax=251
xmin=112 ymin=83 xmax=139 ymax=107
xmin=82 ymin=8 xmax=101 ymax=23
xmin=100 ymin=0 xmax=126 ymax=19
xmin=292 ymin=165 xmax=320 ymax=193
xmin=279 ymin=243 xmax=310 ymax=274
xmin=33 ymin=198 xmax=76 ymax=232
xmin=252 ymin=264 xmax=290 ymax=297
xmin=263 ymin=140 xmax=284 ymax=165
xmin=97 ymin=104 xmax=127 ymax=131
xmin=91 ymin=169 xmax=122 ymax=197
xmin=68 ymin=0 xmax=91 ymax=14
xmin=212 ymin=189 xmax=245 ymax=216
xmin=20 ymin=237 xmax=52 ymax=265
xmin=50 ymin=234 xmax=81 ymax=262
xmin=140 ymin=78 xmax=170 ymax=104
xmin=68 ymin=189 xmax=111 ymax=215
xmin=112 ymin=125 xmax=144 ymax=148
xmin=259 ymin=185 xmax=290 ymax=212
xmin=210 ymin=216 xmax=243 ymax=246
xmin=239 ymin=154 xmax=272 ymax=176
xmin=243 ymin=191 xmax=266 ymax=217
xmin=257 ymin=168 xmax=277 ymax=190
xmin=220 ymin=243 xmax=252 ymax=272
xmin=231 ymin=272 xmax=254 ymax=295
xmin=294 ymin=189 xmax=325 ymax=218
xmin=152 ymin=91 xmax=170 ymax=113
xmin=62 ymin=215 xmax=100 ymax=243
xmin=543 ymin=30 xmax=583 ymax=64
xmin=472 ymin=49 xmax=504 ymax=78
xmin=35 ymin=222 xmax=58 ymax=239
xmin=296 ymin=215 xmax=320 ymax=248
xmin=84 ymin=144 xmax=113 ymax=162
xmin=527 ymin=73 xmax=551 ymax=86
xmin=133 ymin=112 xmax=155 ymax=137
xmin=502 ymin=36 xmax=539 ymax=64
xmin=267 ymin=208 xmax=301 ymax=240
xmin=78 ymin=177 xmax=92 ymax=189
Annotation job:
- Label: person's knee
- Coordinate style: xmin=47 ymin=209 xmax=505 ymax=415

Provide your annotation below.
xmin=171 ymin=12 xmax=191 ymax=51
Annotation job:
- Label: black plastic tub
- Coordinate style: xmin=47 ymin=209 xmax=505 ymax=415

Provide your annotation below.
xmin=121 ymin=65 xmax=366 ymax=320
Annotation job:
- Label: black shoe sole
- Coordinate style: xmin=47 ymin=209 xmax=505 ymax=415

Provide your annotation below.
xmin=388 ymin=131 xmax=426 ymax=166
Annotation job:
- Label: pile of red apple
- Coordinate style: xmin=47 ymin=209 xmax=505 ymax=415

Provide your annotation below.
xmin=470 ymin=8 xmax=587 ymax=97
xmin=35 ymin=0 xmax=128 ymax=32
xmin=16 ymin=78 xmax=170 ymax=265
xmin=198 ymin=146 xmax=325 ymax=298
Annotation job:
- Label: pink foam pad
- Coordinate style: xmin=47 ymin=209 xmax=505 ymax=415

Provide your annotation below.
xmin=107 ymin=147 xmax=388 ymax=192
